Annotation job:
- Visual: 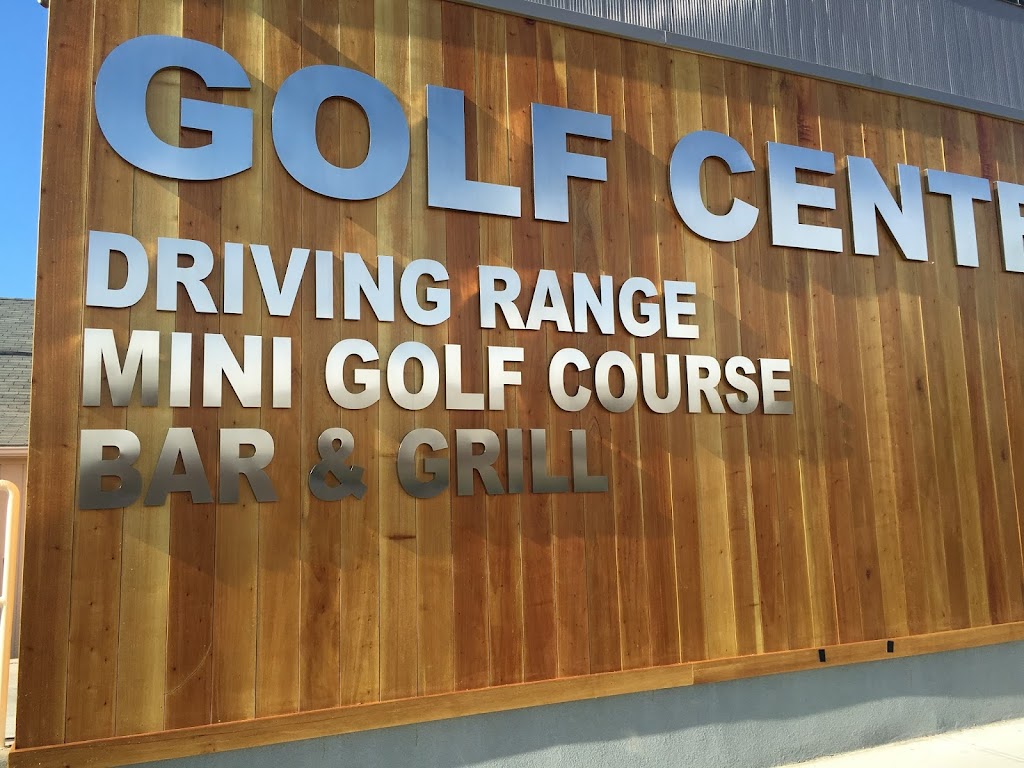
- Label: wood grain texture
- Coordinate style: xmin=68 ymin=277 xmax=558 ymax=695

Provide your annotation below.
xmin=211 ymin=0 xmax=262 ymax=725
xmin=16 ymin=0 xmax=96 ymax=748
xmin=20 ymin=0 xmax=1024 ymax=756
xmin=64 ymin=0 xmax=136 ymax=742
xmin=254 ymin=0 xmax=303 ymax=718
xmin=10 ymin=622 xmax=1024 ymax=768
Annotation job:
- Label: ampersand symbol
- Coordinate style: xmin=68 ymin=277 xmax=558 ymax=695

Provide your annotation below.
xmin=309 ymin=428 xmax=367 ymax=501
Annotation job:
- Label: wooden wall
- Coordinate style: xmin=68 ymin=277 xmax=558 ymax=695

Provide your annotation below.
xmin=15 ymin=0 xmax=1024 ymax=763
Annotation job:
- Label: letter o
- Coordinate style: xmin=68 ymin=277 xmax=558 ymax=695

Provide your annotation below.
xmin=594 ymin=351 xmax=638 ymax=413
xmin=273 ymin=65 xmax=410 ymax=200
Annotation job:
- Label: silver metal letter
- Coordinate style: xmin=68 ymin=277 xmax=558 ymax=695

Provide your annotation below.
xmin=273 ymin=65 xmax=409 ymax=200
xmin=506 ymin=429 xmax=525 ymax=494
xmin=595 ymin=350 xmax=638 ymax=413
xmin=525 ymin=270 xmax=572 ymax=332
xmin=549 ymin=348 xmax=591 ymax=412
xmin=156 ymin=237 xmax=218 ymax=313
xmin=530 ymin=429 xmax=569 ymax=494
xmin=169 ymin=332 xmax=193 ymax=408
xmin=618 ymin=277 xmax=660 ymax=338
xmin=325 ymin=339 xmax=381 ymax=409
xmin=397 ymin=428 xmax=450 ymax=499
xmin=144 ymin=427 xmax=214 ymax=506
xmin=444 ymin=344 xmax=485 ymax=411
xmin=663 ymin=281 xmax=698 ymax=340
xmin=343 ymin=252 xmax=395 ymax=322
xmin=768 ymin=142 xmax=843 ymax=253
xmin=926 ymin=170 xmax=992 ymax=268
xmin=95 ymin=35 xmax=252 ymax=180
xmin=203 ymin=334 xmax=262 ymax=408
xmin=760 ymin=358 xmax=794 ymax=415
xmin=251 ymin=244 xmax=310 ymax=317
xmin=86 ymin=230 xmax=149 ymax=309
xmin=387 ymin=342 xmax=440 ymax=411
xmin=487 ymin=346 xmax=524 ymax=411
xmin=571 ymin=429 xmax=608 ymax=493
xmin=223 ymin=242 xmax=244 ymax=315
xmin=219 ymin=428 xmax=277 ymax=503
xmin=316 ymin=250 xmax=335 ymax=319
xmin=995 ymin=181 xmax=1024 ymax=273
xmin=640 ymin=353 xmax=682 ymax=415
xmin=455 ymin=429 xmax=504 ymax=496
xmin=82 ymin=328 xmax=160 ymax=408
xmin=272 ymin=337 xmax=292 ymax=408
xmin=532 ymin=104 xmax=612 ymax=223
xmin=426 ymin=85 xmax=521 ymax=217
xmin=478 ymin=266 xmax=524 ymax=330
xmin=571 ymin=273 xmax=615 ymax=335
xmin=400 ymin=259 xmax=451 ymax=326
xmin=78 ymin=429 xmax=143 ymax=510
xmin=669 ymin=130 xmax=759 ymax=242
xmin=848 ymin=158 xmax=928 ymax=262
xmin=724 ymin=356 xmax=759 ymax=415
xmin=685 ymin=355 xmax=725 ymax=414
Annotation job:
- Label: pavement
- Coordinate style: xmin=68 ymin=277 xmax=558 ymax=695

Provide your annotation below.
xmin=781 ymin=717 xmax=1024 ymax=766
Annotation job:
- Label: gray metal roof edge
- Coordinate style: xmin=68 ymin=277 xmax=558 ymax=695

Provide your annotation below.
xmin=456 ymin=0 xmax=1024 ymax=125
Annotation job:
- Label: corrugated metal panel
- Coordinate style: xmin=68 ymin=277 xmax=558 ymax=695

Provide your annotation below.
xmin=477 ymin=0 xmax=1024 ymax=116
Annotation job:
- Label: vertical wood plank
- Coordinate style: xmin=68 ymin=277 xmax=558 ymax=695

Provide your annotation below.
xmin=692 ymin=55 xmax=741 ymax=659
xmin=336 ymin=0 xmax=382 ymax=708
xmin=828 ymin=84 xmax=890 ymax=642
xmin=894 ymin=100 xmax=954 ymax=634
xmin=506 ymin=14 xmax=557 ymax=685
xmin=760 ymin=73 xmax=816 ymax=651
xmin=846 ymin=89 xmax=911 ymax=641
xmin=475 ymin=8 xmax=526 ymax=688
xmin=410 ymin=0 xmax=455 ymax=697
xmin=64 ymin=0 xmax=135 ymax=742
xmin=212 ymin=0 xmax=262 ymax=724
xmin=571 ymin=28 xmax=627 ymax=675
xmin=930 ymin=106 xmax=992 ymax=628
xmin=628 ymin=41 xmax=681 ymax=669
xmin=254 ymin=0 xmax=303 ymax=718
xmin=718 ymin=59 xmax=766 ymax=656
xmin=17 ymin=0 xmax=96 ymax=748
xmin=742 ymin=66 xmax=792 ymax=652
xmin=536 ymin=19 xmax=589 ymax=679
xmin=784 ymin=75 xmax=839 ymax=648
xmin=947 ymin=110 xmax=1016 ymax=625
xmin=444 ymin=0 xmax=490 ymax=691
xmin=665 ymin=50 xmax=709 ymax=662
xmin=377 ymin=0 xmax=420 ymax=701
xmin=911 ymin=100 xmax=974 ymax=631
xmin=857 ymin=92 xmax=926 ymax=637
xmin=114 ymin=0 xmax=180 ymax=738
xmin=812 ymin=80 xmax=866 ymax=644
xmin=163 ymin=0 xmax=224 ymax=731
xmin=297 ymin=0 xmax=343 ymax=713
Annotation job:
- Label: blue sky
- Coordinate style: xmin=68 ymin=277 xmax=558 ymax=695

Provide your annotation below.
xmin=2 ymin=2 xmax=48 ymax=299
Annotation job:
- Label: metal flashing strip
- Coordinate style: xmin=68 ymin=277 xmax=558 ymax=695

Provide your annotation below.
xmin=458 ymin=0 xmax=1024 ymax=124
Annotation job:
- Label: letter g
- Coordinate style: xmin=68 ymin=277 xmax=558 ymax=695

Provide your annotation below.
xmin=95 ymin=35 xmax=252 ymax=180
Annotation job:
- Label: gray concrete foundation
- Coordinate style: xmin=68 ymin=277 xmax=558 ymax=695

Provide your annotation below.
xmin=133 ymin=640 xmax=1024 ymax=768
